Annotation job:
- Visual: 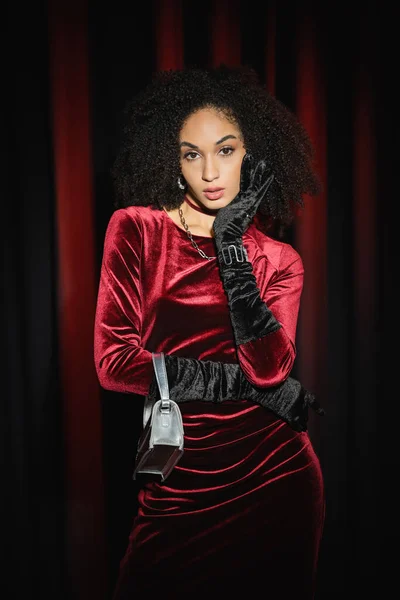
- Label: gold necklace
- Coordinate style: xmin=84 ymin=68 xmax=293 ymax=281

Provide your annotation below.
xmin=178 ymin=208 xmax=215 ymax=261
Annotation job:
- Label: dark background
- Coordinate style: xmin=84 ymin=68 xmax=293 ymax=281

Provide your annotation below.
xmin=4 ymin=1 xmax=397 ymax=598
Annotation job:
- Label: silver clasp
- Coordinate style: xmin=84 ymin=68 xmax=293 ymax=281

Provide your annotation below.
xmin=221 ymin=244 xmax=248 ymax=265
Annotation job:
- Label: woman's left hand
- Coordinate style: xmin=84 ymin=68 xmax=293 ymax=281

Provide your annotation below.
xmin=213 ymin=153 xmax=274 ymax=243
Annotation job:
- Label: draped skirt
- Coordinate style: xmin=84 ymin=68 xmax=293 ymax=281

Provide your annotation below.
xmin=112 ymin=401 xmax=325 ymax=600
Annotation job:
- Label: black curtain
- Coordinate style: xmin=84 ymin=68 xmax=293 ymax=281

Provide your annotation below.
xmin=4 ymin=3 xmax=65 ymax=599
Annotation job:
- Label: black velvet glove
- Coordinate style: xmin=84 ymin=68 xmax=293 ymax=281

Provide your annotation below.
xmin=148 ymin=354 xmax=324 ymax=432
xmin=212 ymin=153 xmax=281 ymax=345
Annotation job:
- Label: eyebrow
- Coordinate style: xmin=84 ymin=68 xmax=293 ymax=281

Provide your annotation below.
xmin=179 ymin=134 xmax=238 ymax=149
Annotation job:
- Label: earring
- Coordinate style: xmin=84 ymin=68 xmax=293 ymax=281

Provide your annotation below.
xmin=177 ymin=175 xmax=186 ymax=190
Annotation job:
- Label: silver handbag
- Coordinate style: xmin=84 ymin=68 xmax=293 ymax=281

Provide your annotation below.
xmin=132 ymin=352 xmax=184 ymax=482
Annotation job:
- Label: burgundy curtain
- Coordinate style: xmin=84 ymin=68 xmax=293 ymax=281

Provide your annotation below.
xmin=294 ymin=9 xmax=328 ymax=447
xmin=48 ymin=2 xmax=107 ymax=598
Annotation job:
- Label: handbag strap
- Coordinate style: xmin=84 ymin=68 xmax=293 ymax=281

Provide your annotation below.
xmin=143 ymin=352 xmax=170 ymax=427
xmin=152 ymin=352 xmax=170 ymax=402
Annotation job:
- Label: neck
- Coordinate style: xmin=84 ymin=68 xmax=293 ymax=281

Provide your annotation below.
xmin=184 ymin=195 xmax=219 ymax=216
xmin=179 ymin=198 xmax=216 ymax=237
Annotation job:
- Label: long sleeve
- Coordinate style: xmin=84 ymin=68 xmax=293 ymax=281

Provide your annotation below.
xmin=235 ymin=245 xmax=304 ymax=388
xmin=94 ymin=207 xmax=304 ymax=399
xmin=94 ymin=209 xmax=154 ymax=396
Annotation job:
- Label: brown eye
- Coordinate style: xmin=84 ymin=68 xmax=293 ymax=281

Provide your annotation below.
xmin=219 ymin=146 xmax=234 ymax=156
xmin=183 ymin=151 xmax=199 ymax=161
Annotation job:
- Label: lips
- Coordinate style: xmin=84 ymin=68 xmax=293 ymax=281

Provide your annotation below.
xmin=203 ymin=188 xmax=225 ymax=200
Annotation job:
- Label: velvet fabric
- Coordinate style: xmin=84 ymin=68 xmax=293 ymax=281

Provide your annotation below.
xmin=94 ymin=206 xmax=325 ymax=599
xmin=212 ymin=154 xmax=282 ymax=345
xmin=158 ymin=354 xmax=322 ymax=432
xmin=214 ymin=255 xmax=283 ymax=345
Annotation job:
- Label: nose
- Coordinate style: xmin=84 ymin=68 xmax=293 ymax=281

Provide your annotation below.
xmin=202 ymin=156 xmax=219 ymax=182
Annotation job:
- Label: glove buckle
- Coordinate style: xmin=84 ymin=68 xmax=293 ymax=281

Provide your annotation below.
xmin=221 ymin=243 xmax=248 ymax=265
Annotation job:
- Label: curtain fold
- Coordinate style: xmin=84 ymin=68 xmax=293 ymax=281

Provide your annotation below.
xmin=48 ymin=2 xmax=107 ymax=598
xmin=4 ymin=3 xmax=65 ymax=599
xmin=293 ymin=7 xmax=328 ymax=448
xmin=350 ymin=4 xmax=379 ymax=586
xmin=210 ymin=0 xmax=241 ymax=67
xmin=154 ymin=0 xmax=184 ymax=70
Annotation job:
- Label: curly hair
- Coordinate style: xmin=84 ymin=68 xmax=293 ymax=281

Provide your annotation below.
xmin=111 ymin=64 xmax=321 ymax=232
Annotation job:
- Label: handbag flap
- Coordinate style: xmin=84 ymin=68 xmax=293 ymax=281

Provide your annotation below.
xmin=149 ymin=399 xmax=184 ymax=449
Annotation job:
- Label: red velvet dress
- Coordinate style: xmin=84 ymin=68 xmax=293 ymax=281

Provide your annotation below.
xmin=94 ymin=206 xmax=325 ymax=599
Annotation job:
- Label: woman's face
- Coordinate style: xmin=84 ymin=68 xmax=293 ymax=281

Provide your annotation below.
xmin=179 ymin=108 xmax=246 ymax=210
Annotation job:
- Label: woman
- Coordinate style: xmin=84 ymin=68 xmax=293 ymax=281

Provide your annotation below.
xmin=94 ymin=65 xmax=325 ymax=599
